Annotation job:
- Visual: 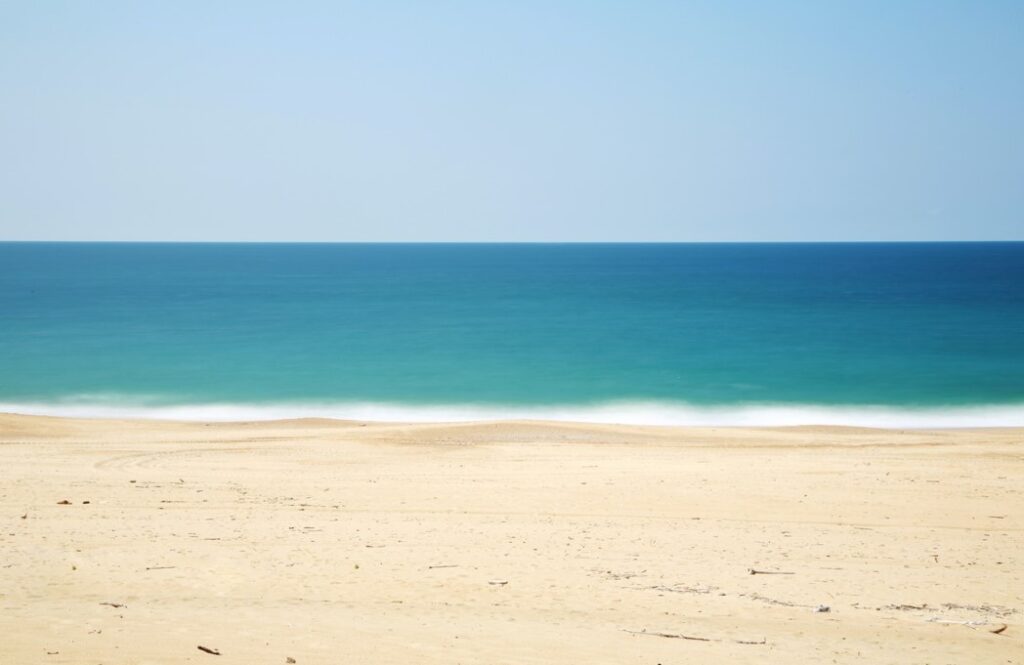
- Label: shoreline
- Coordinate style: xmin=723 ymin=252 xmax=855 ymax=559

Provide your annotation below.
xmin=2 ymin=413 xmax=1020 ymax=663
xmin=3 ymin=399 xmax=1024 ymax=428
xmin=3 ymin=410 xmax=1023 ymax=434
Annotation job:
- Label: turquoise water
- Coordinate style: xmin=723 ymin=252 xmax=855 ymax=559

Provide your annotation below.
xmin=1 ymin=242 xmax=1022 ymax=425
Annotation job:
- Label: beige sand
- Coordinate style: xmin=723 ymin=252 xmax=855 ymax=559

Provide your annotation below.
xmin=0 ymin=414 xmax=1021 ymax=664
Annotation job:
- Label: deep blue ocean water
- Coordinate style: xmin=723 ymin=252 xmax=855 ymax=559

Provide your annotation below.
xmin=1 ymin=242 xmax=1022 ymax=425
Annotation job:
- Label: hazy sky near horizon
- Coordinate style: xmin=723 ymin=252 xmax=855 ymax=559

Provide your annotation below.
xmin=1 ymin=2 xmax=1021 ymax=241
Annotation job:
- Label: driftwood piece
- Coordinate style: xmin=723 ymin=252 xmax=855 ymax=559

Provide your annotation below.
xmin=197 ymin=645 xmax=221 ymax=655
xmin=748 ymin=568 xmax=794 ymax=575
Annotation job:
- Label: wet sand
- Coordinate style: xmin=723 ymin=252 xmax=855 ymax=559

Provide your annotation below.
xmin=1 ymin=414 xmax=1020 ymax=663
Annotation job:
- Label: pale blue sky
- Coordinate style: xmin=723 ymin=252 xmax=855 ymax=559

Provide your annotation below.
xmin=1 ymin=1 xmax=1021 ymax=241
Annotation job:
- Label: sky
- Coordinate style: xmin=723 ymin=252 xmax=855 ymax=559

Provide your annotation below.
xmin=1 ymin=1 xmax=1021 ymax=241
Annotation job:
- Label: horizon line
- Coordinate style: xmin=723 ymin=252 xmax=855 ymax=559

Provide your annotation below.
xmin=2 ymin=239 xmax=1023 ymax=245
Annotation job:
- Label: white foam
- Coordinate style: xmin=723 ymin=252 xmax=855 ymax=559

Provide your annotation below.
xmin=1 ymin=399 xmax=1022 ymax=427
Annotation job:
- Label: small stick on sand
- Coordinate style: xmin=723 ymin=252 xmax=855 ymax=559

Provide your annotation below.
xmin=748 ymin=568 xmax=795 ymax=575
xmin=624 ymin=629 xmax=767 ymax=645
xmin=926 ymin=618 xmax=1007 ymax=632
xmin=623 ymin=629 xmax=710 ymax=641
xmin=197 ymin=645 xmax=221 ymax=655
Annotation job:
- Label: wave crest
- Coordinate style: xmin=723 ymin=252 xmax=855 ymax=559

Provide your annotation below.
xmin=1 ymin=399 xmax=1022 ymax=427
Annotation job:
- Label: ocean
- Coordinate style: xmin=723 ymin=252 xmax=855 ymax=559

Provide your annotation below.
xmin=1 ymin=242 xmax=1022 ymax=426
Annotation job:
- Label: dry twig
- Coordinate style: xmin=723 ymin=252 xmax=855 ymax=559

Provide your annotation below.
xmin=623 ymin=628 xmax=767 ymax=645
xmin=623 ymin=629 xmax=710 ymax=641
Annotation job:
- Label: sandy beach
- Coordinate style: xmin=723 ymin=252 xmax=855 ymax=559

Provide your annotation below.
xmin=1 ymin=414 xmax=1020 ymax=664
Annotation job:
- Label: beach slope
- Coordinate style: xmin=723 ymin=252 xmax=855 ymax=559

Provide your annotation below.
xmin=1 ymin=414 xmax=1020 ymax=663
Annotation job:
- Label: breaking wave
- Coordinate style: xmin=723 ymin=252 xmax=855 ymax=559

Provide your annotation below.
xmin=2 ymin=397 xmax=1023 ymax=427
